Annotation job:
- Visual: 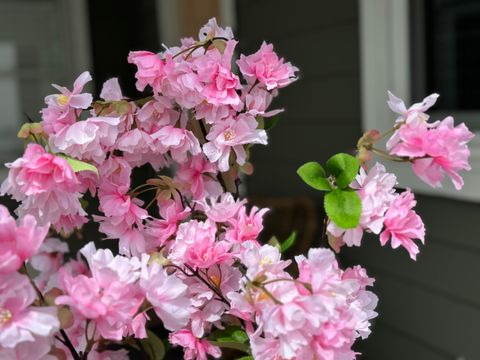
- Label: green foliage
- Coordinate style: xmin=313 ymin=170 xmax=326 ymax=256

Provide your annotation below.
xmin=297 ymin=153 xmax=362 ymax=229
xmin=59 ymin=155 xmax=99 ymax=176
xmin=139 ymin=330 xmax=166 ymax=360
xmin=324 ymin=189 xmax=361 ymax=229
xmin=281 ymin=231 xmax=297 ymax=253
xmin=296 ymin=162 xmax=332 ymax=191
xmin=209 ymin=326 xmax=251 ymax=354
xmin=326 ymin=153 xmax=360 ymax=189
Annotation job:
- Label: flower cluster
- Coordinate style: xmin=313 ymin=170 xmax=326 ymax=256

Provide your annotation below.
xmin=0 ymin=17 xmax=473 ymax=360
xmin=386 ymin=92 xmax=474 ymax=190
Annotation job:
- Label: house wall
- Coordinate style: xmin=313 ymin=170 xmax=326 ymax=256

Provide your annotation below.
xmin=237 ymin=1 xmax=480 ymax=359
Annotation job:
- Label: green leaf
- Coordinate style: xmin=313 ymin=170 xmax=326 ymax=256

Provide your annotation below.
xmin=263 ymin=115 xmax=280 ymax=131
xmin=208 ymin=326 xmax=251 ymax=354
xmin=326 ymin=153 xmax=360 ymax=188
xmin=209 ymin=340 xmax=251 ymax=354
xmin=210 ymin=326 xmax=249 ymax=344
xmin=140 ymin=330 xmax=166 ymax=360
xmin=324 ymin=189 xmax=362 ymax=229
xmin=236 ymin=356 xmax=254 ymax=360
xmin=59 ymin=155 xmax=98 ymax=176
xmin=268 ymin=236 xmax=281 ymax=250
xmin=280 ymin=231 xmax=297 ymax=253
xmin=297 ymin=162 xmax=332 ymax=191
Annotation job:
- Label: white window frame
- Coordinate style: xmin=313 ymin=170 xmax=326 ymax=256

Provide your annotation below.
xmin=360 ymin=0 xmax=480 ymax=202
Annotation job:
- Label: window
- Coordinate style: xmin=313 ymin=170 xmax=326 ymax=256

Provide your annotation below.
xmin=411 ymin=0 xmax=480 ymax=130
xmin=360 ymin=0 xmax=480 ymax=202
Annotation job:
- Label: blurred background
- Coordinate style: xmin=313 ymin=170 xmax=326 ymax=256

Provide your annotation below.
xmin=0 ymin=0 xmax=479 ymax=359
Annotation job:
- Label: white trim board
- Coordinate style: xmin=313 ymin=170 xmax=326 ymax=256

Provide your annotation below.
xmin=359 ymin=0 xmax=480 ymax=202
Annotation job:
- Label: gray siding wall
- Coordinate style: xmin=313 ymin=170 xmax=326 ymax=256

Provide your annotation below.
xmin=237 ymin=1 xmax=480 ymax=359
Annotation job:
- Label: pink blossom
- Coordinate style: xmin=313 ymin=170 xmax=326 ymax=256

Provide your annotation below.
xmin=41 ymin=72 xmax=93 ymax=136
xmin=387 ymin=91 xmax=439 ymax=125
xmin=176 ymin=155 xmax=222 ymax=199
xmin=239 ymin=241 xmax=291 ymax=280
xmin=136 ymin=96 xmax=178 ymax=132
xmin=225 ymin=205 xmax=269 ymax=243
xmin=56 ymin=243 xmax=144 ymax=340
xmin=380 ymin=190 xmax=425 ymax=260
xmin=161 ymin=58 xmax=204 ymax=109
xmin=0 ymin=273 xmax=59 ymax=348
xmin=30 ymin=237 xmax=68 ymax=290
xmin=412 ymin=117 xmax=474 ymax=190
xmin=328 ymin=163 xmax=397 ymax=247
xmin=1 ymin=144 xmax=79 ymax=198
xmin=169 ymin=219 xmax=232 ymax=269
xmin=139 ymin=262 xmax=191 ymax=330
xmin=244 ymin=86 xmax=284 ymax=117
xmin=128 ymin=51 xmax=166 ymax=92
xmin=237 ymin=42 xmax=298 ymax=90
xmin=199 ymin=193 xmax=246 ymax=223
xmin=203 ymin=114 xmax=267 ymax=171
xmin=198 ymin=18 xmax=233 ymax=42
xmin=151 ymin=126 xmax=201 ymax=163
xmin=0 ymin=335 xmax=55 ymax=360
xmin=195 ymin=40 xmax=241 ymax=106
xmin=0 ymin=206 xmax=49 ymax=275
xmin=145 ymin=199 xmax=190 ymax=247
xmin=52 ymin=116 xmax=120 ymax=164
xmin=1 ymin=144 xmax=85 ymax=228
xmin=169 ymin=329 xmax=221 ymax=360
xmin=47 ymin=71 xmax=93 ymax=109
xmin=98 ymin=156 xmax=132 ymax=188
xmin=194 ymin=102 xmax=232 ymax=124
xmin=100 ymin=78 xmax=124 ymax=101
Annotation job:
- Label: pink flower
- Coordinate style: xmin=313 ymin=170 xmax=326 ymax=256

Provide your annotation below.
xmin=139 ymin=262 xmax=191 ymax=331
xmin=0 ymin=273 xmax=59 ymax=348
xmin=244 ymin=86 xmax=284 ymax=118
xmin=56 ymin=243 xmax=144 ymax=340
xmin=100 ymin=78 xmax=124 ymax=101
xmin=198 ymin=193 xmax=246 ymax=223
xmin=380 ymin=190 xmax=425 ymax=260
xmin=98 ymin=156 xmax=132 ymax=189
xmin=194 ymin=102 xmax=232 ymax=124
xmin=1 ymin=144 xmax=85 ymax=228
xmin=195 ymin=40 xmax=241 ymax=106
xmin=0 ymin=335 xmax=55 ymax=360
xmin=169 ymin=329 xmax=221 ymax=360
xmin=328 ymin=163 xmax=397 ymax=247
xmin=198 ymin=18 xmax=234 ymax=42
xmin=52 ymin=116 xmax=120 ymax=164
xmin=203 ymin=114 xmax=267 ymax=171
xmin=169 ymin=219 xmax=232 ymax=269
xmin=176 ymin=155 xmax=222 ymax=199
xmin=41 ymin=71 xmax=93 ymax=136
xmin=239 ymin=241 xmax=291 ymax=280
xmin=47 ymin=71 xmax=93 ymax=109
xmin=412 ymin=117 xmax=474 ymax=190
xmin=225 ymin=205 xmax=269 ymax=243
xmin=237 ymin=42 xmax=298 ymax=90
xmin=151 ymin=126 xmax=201 ymax=163
xmin=387 ymin=91 xmax=439 ymax=124
xmin=145 ymin=199 xmax=190 ymax=248
xmin=0 ymin=206 xmax=49 ymax=275
xmin=136 ymin=96 xmax=178 ymax=132
xmin=128 ymin=51 xmax=166 ymax=92
xmin=1 ymin=144 xmax=79 ymax=198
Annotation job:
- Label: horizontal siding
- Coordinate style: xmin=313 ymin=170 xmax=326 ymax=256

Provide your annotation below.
xmin=343 ymin=194 xmax=480 ymax=359
xmin=237 ymin=1 xmax=361 ymax=199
